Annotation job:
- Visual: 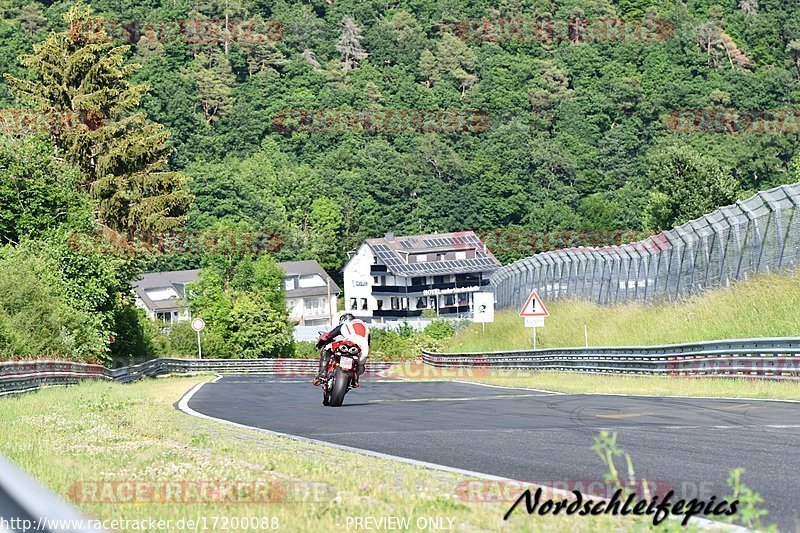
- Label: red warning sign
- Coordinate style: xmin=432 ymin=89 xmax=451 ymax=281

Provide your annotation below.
xmin=519 ymin=290 xmax=549 ymax=317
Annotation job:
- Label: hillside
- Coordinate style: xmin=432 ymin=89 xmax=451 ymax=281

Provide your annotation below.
xmin=3 ymin=0 xmax=800 ymax=268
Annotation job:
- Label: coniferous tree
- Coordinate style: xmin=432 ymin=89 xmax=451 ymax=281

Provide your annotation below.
xmin=336 ymin=16 xmax=368 ymax=72
xmin=188 ymin=52 xmax=235 ymax=122
xmin=5 ymin=6 xmax=191 ymax=233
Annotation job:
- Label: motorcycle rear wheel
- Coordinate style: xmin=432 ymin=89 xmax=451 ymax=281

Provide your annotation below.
xmin=329 ymin=367 xmax=350 ymax=407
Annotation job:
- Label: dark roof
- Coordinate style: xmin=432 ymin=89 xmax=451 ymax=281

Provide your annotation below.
xmin=131 ymin=269 xmax=199 ymax=312
xmin=278 ymin=260 xmax=340 ymax=297
xmin=363 ymin=231 xmax=500 ymax=276
xmin=132 ymin=269 xmax=200 ymax=290
xmin=132 ymin=261 xmax=340 ymax=311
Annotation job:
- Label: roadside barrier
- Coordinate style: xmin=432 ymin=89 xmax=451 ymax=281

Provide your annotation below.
xmin=422 ymin=337 xmax=800 ymax=380
xmin=0 ymin=358 xmax=394 ymax=395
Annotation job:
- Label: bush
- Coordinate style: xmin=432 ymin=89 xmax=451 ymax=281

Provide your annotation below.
xmin=0 ymin=245 xmax=106 ymax=362
xmin=396 ymin=321 xmax=415 ymax=338
xmin=109 ymin=303 xmax=157 ymax=365
xmin=150 ymin=320 xmax=231 ymax=359
xmin=369 ymin=324 xmax=445 ymax=361
xmin=423 ymin=319 xmax=455 ymax=340
xmin=292 ymin=341 xmax=319 ymax=358
xmin=188 ymin=250 xmax=293 ymax=359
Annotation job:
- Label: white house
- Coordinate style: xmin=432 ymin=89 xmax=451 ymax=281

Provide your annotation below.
xmin=279 ymin=260 xmax=340 ymax=326
xmin=342 ymin=231 xmax=500 ymax=320
xmin=132 ymin=269 xmax=199 ymax=323
xmin=132 ymin=260 xmax=339 ymax=326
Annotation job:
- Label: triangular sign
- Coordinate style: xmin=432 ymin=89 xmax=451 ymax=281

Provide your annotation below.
xmin=519 ymin=290 xmax=549 ymax=317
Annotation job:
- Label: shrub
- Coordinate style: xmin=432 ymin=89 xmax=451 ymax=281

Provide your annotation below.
xmin=424 ymin=319 xmax=455 ymax=340
xmin=293 ymin=341 xmax=319 ymax=358
xmin=0 ymin=246 xmax=106 ymax=361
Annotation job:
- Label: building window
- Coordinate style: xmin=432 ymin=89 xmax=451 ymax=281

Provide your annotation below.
xmin=285 ymin=278 xmax=296 ymax=290
xmin=456 ymin=251 xmax=466 ymax=260
xmin=433 ymin=275 xmax=445 ymax=284
xmin=360 ymin=298 xmax=368 ymax=311
xmin=436 ymin=253 xmax=445 ymax=261
xmin=411 ymin=276 xmax=426 ymax=286
xmin=377 ymin=300 xmax=384 ymax=310
xmin=417 ymin=254 xmax=427 ymax=262
xmin=416 ymin=298 xmax=426 ymax=309
xmin=373 ymin=276 xmax=380 ymax=284
xmin=391 ymin=297 xmax=401 ymax=310
xmin=350 ymin=298 xmax=358 ymax=311
xmin=445 ymin=294 xmax=455 ymax=306
xmin=306 ymin=297 xmax=323 ymax=313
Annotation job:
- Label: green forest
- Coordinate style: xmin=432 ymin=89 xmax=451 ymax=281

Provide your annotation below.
xmin=1 ymin=0 xmax=799 ymax=363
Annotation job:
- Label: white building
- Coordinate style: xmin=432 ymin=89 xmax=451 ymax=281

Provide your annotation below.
xmin=342 ymin=231 xmax=500 ymax=320
xmin=132 ymin=269 xmax=199 ymax=323
xmin=132 ymin=260 xmax=339 ymax=326
xmin=279 ymin=260 xmax=340 ymax=326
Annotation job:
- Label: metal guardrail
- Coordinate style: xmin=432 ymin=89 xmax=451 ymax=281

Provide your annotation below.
xmin=422 ymin=337 xmax=800 ymax=379
xmin=0 ymin=358 xmax=394 ymax=395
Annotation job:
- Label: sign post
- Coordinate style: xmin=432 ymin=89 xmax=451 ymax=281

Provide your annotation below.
xmin=472 ymin=292 xmax=495 ymax=336
xmin=519 ymin=291 xmax=549 ymax=350
xmin=191 ymin=317 xmax=206 ymax=359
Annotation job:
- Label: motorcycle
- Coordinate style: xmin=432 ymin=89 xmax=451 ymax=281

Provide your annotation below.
xmin=320 ymin=339 xmax=361 ymax=407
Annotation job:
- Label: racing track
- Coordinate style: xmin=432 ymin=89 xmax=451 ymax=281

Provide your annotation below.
xmin=181 ymin=376 xmax=800 ymax=530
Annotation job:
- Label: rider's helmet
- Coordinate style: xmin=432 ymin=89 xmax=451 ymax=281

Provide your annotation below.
xmin=339 ymin=313 xmax=355 ymax=324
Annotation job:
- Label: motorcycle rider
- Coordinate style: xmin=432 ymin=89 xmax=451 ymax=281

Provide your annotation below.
xmin=314 ymin=313 xmax=370 ymax=387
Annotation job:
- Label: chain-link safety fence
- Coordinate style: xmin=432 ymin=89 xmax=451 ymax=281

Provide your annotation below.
xmin=491 ymin=182 xmax=800 ymax=309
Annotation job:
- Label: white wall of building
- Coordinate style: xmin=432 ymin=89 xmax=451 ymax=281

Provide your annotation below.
xmin=286 ymin=295 xmax=338 ymax=326
xmin=343 ymin=244 xmax=377 ymax=316
xmin=145 ymin=287 xmax=179 ymax=301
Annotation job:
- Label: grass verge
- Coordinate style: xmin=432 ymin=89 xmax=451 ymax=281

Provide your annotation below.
xmin=383 ymin=363 xmax=800 ymax=401
xmin=0 ymin=376 xmax=663 ymax=532
xmin=442 ymin=271 xmax=800 ymax=353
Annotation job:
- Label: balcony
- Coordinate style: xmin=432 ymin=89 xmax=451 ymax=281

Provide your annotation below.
xmin=373 ymin=309 xmax=422 ymax=318
xmin=372 ymin=305 xmax=472 ymax=318
xmin=372 ymin=279 xmax=489 ymax=295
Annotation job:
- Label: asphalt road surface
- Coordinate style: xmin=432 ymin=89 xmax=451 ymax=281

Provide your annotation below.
xmin=184 ymin=376 xmax=800 ymax=530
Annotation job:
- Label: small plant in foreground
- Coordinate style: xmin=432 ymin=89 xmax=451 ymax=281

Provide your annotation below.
xmin=724 ymin=468 xmax=775 ymax=531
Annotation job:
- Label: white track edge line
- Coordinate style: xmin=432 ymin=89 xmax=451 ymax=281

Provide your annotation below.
xmin=176 ymin=381 xmax=745 ymax=532
xmin=450 ymin=380 xmax=565 ymax=394
xmin=587 ymin=392 xmax=800 ymax=404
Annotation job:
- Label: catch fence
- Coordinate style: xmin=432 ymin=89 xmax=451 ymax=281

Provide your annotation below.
xmin=491 ymin=183 xmax=800 ymax=308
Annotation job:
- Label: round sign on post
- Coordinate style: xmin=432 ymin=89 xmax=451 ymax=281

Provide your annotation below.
xmin=191 ymin=318 xmax=205 ymax=359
